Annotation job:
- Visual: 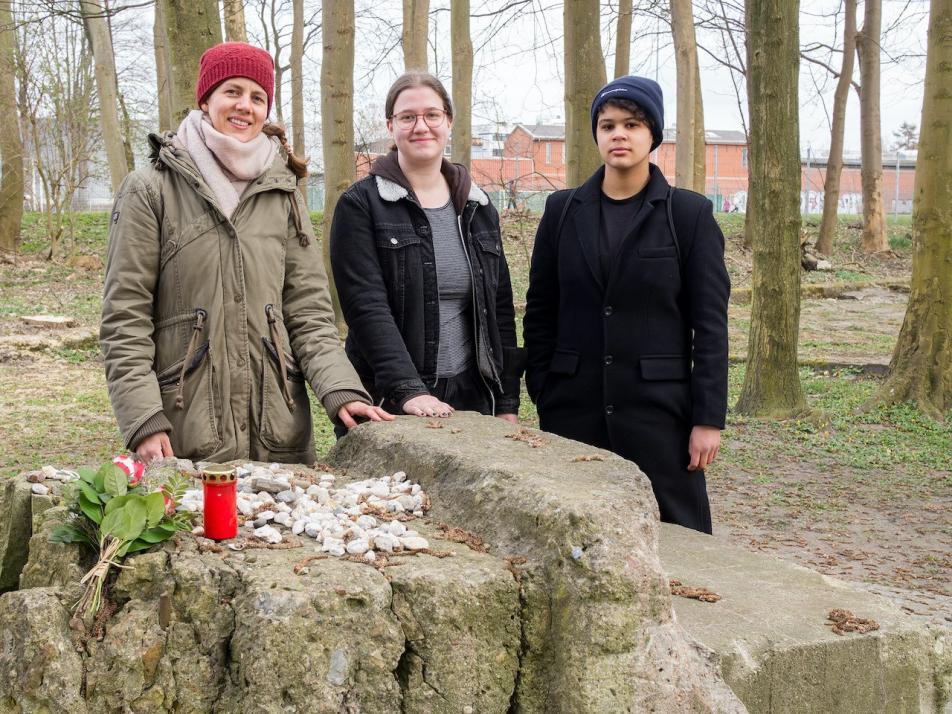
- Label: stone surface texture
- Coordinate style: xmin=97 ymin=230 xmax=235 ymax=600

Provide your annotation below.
xmin=659 ymin=522 xmax=952 ymax=714
xmin=0 ymin=477 xmax=32 ymax=592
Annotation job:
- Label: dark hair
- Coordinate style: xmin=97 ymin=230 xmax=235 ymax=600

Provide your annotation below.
xmin=598 ymin=98 xmax=654 ymax=132
xmin=385 ymin=72 xmax=454 ymax=120
xmin=262 ymin=122 xmax=308 ymax=179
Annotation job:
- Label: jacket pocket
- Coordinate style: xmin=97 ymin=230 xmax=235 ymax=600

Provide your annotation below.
xmin=640 ymin=355 xmax=691 ymax=381
xmin=259 ymin=337 xmax=311 ymax=453
xmin=375 ymin=226 xmax=421 ymax=250
xmin=157 ymin=342 xmax=222 ymax=457
xmin=549 ymin=348 xmax=579 ymax=376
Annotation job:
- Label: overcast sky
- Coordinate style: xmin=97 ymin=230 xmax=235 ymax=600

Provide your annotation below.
xmin=348 ymin=0 xmax=929 ymax=156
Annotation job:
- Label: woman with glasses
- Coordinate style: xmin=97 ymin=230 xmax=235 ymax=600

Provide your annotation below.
xmin=330 ymin=72 xmax=523 ymax=430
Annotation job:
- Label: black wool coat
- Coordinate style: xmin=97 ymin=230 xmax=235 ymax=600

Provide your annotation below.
xmin=523 ymin=164 xmax=730 ymax=532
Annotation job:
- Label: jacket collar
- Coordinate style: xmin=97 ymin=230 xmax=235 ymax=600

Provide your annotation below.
xmin=568 ymin=162 xmax=670 ymax=291
xmin=369 ymin=150 xmax=488 ymax=211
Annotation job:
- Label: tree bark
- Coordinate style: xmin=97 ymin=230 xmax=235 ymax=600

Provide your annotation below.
xmin=564 ymin=0 xmax=605 ymax=187
xmin=321 ymin=0 xmax=355 ymax=327
xmin=816 ymin=0 xmax=857 ymax=256
xmin=80 ymin=0 xmax=128 ymax=192
xmin=291 ymin=0 xmax=304 ymax=156
xmin=222 ymin=0 xmax=247 ymax=42
xmin=153 ymin=0 xmax=173 ymax=131
xmin=402 ymin=0 xmax=429 ymax=71
xmin=161 ymin=0 xmax=223 ymax=124
xmin=735 ymin=0 xmax=806 ymax=417
xmin=856 ymin=0 xmax=889 ymax=252
xmin=875 ymin=0 xmax=952 ymax=418
xmin=670 ymin=0 xmax=697 ymax=189
xmin=0 ymin=0 xmax=22 ymax=255
xmin=451 ymin=0 xmax=472 ymax=167
xmin=692 ymin=61 xmax=706 ymax=194
xmin=613 ymin=0 xmax=632 ymax=78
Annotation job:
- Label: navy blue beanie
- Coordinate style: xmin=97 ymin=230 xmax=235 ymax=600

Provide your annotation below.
xmin=590 ymin=76 xmax=664 ymax=150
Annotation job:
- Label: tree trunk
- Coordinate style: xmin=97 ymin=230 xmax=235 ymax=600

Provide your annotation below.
xmin=154 ymin=0 xmax=173 ymax=131
xmin=161 ymin=0 xmax=223 ymax=124
xmin=816 ymin=0 xmax=857 ymax=256
xmin=451 ymin=0 xmax=472 ymax=167
xmin=81 ymin=0 xmax=128 ymax=192
xmin=321 ymin=0 xmax=355 ymax=328
xmin=402 ymin=0 xmax=429 ymax=71
xmin=564 ymin=0 xmax=605 ymax=187
xmin=875 ymin=0 xmax=952 ymax=418
xmin=670 ymin=0 xmax=697 ymax=189
xmin=0 ymin=0 xmax=22 ymax=255
xmin=857 ymin=0 xmax=889 ymax=252
xmin=291 ymin=0 xmax=304 ymax=155
xmin=692 ymin=62 xmax=706 ymax=194
xmin=613 ymin=0 xmax=632 ymax=78
xmin=222 ymin=0 xmax=247 ymax=42
xmin=735 ymin=0 xmax=806 ymax=417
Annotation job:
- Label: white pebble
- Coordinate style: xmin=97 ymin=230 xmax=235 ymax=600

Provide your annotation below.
xmin=304 ymin=523 xmax=321 ymax=538
xmin=356 ymin=515 xmax=377 ymax=529
xmin=273 ymin=512 xmax=291 ymax=527
xmin=322 ymin=538 xmax=345 ymax=556
xmin=392 ymin=470 xmax=407 ymax=483
xmin=256 ymin=510 xmax=275 ymax=522
xmin=276 ymin=489 xmax=297 ymax=503
xmin=31 ymin=483 xmax=49 ymax=496
xmin=291 ymin=520 xmax=306 ymax=536
xmin=363 ymin=550 xmax=376 ymax=563
xmin=410 ymin=484 xmax=421 ymax=496
xmin=387 ymin=521 xmax=407 ymax=537
xmin=372 ymin=533 xmax=399 ymax=553
xmin=401 ymin=536 xmax=429 ymax=551
xmin=254 ymin=525 xmax=283 ymax=544
xmin=346 ymin=539 xmax=369 ymax=555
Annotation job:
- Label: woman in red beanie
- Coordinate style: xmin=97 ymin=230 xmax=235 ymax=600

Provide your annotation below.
xmin=101 ymin=42 xmax=391 ymax=466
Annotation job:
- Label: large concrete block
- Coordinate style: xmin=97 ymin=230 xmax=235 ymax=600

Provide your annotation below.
xmin=0 ymin=477 xmax=33 ymax=592
xmin=329 ymin=414 xmax=745 ymax=713
xmin=659 ymin=522 xmax=952 ymax=713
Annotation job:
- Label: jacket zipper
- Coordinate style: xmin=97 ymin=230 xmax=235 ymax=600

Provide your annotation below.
xmin=265 ymin=304 xmax=296 ymax=412
xmin=457 ymin=209 xmax=497 ymax=416
xmin=172 ymin=308 xmax=207 ymax=409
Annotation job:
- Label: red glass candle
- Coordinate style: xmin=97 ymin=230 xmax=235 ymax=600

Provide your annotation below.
xmin=201 ymin=465 xmax=238 ymax=540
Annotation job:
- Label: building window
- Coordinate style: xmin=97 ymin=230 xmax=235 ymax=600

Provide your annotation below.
xmin=545 ymin=143 xmax=552 ymax=164
xmin=493 ymin=148 xmax=503 ymax=157
xmin=741 ymin=148 xmax=748 ymax=167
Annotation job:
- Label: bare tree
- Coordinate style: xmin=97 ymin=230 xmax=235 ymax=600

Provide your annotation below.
xmin=856 ymin=0 xmax=889 ymax=252
xmin=614 ymin=0 xmax=632 ymax=78
xmin=451 ymin=0 xmax=472 ymax=167
xmin=290 ymin=0 xmax=303 ymax=156
xmin=735 ymin=0 xmax=806 ymax=417
xmin=875 ymin=0 xmax=952 ymax=418
xmin=0 ymin=0 xmax=23 ymax=255
xmin=16 ymin=9 xmax=98 ymax=260
xmin=692 ymin=62 xmax=706 ymax=194
xmin=402 ymin=0 xmax=429 ymax=70
xmin=670 ymin=0 xmax=698 ymax=190
xmin=153 ymin=0 xmax=173 ymax=131
xmin=80 ymin=0 xmax=128 ymax=192
xmin=564 ymin=0 xmax=605 ymax=186
xmin=322 ymin=0 xmax=354 ymax=327
xmin=160 ymin=0 xmax=223 ymax=124
xmin=816 ymin=0 xmax=857 ymax=256
xmin=222 ymin=0 xmax=247 ymax=42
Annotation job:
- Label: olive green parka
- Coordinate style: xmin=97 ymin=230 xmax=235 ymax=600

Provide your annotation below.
xmin=100 ymin=132 xmax=369 ymax=464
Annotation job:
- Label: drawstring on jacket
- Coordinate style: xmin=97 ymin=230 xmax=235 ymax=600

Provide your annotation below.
xmin=174 ymin=308 xmax=206 ymax=410
xmin=288 ymin=192 xmax=310 ymax=247
xmin=266 ymin=304 xmax=295 ymax=412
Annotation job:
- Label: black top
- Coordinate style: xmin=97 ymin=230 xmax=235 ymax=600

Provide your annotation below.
xmin=598 ymin=188 xmax=646 ymax=282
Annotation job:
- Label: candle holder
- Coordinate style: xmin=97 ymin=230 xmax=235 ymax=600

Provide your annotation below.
xmin=201 ymin=464 xmax=238 ymax=540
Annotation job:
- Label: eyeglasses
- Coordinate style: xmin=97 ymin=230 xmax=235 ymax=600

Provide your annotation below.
xmin=391 ymin=109 xmax=448 ymax=130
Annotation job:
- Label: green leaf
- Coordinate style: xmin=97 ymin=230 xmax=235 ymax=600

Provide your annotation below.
xmin=102 ymin=464 xmax=128 ymax=497
xmin=138 ymin=526 xmax=176 ymax=544
xmin=101 ymin=497 xmax=147 ymax=542
xmin=78 ymin=492 xmax=103 ymax=524
xmin=155 ymin=521 xmax=180 ymax=535
xmin=79 ymin=482 xmax=100 ymax=504
xmin=93 ymin=464 xmax=108 ymax=491
xmin=49 ymin=523 xmax=91 ymax=545
xmin=78 ymin=466 xmax=96 ymax=485
xmin=104 ymin=494 xmax=134 ymax=516
xmin=121 ymin=539 xmax=156 ymax=555
xmin=144 ymin=492 xmax=166 ymax=528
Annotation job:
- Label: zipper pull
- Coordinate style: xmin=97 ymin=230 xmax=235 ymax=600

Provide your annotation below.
xmin=194 ymin=308 xmax=207 ymax=332
xmin=265 ymin=304 xmax=276 ymax=324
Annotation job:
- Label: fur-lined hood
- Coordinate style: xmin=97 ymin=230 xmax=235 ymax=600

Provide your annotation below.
xmin=369 ymin=149 xmax=488 ymax=212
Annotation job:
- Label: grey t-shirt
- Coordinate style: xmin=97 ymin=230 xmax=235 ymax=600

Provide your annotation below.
xmin=424 ymin=200 xmax=474 ymax=377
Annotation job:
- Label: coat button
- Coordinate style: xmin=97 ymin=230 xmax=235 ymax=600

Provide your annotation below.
xmin=390 ymin=237 xmax=398 ymax=245
xmin=603 ymin=305 xmax=613 ymax=316
xmin=239 ymin=422 xmax=247 ymax=431
xmin=605 ymin=405 xmax=614 ymax=415
xmin=234 ymin=293 xmax=242 ymax=303
xmin=604 ymin=355 xmax=613 ymax=365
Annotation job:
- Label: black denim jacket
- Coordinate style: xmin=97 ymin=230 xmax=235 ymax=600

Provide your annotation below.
xmin=329 ymin=157 xmax=524 ymax=414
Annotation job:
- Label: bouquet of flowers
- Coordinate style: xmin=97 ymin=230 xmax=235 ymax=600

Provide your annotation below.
xmin=50 ymin=456 xmax=193 ymax=623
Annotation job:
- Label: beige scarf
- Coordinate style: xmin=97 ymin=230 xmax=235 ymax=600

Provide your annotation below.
xmin=174 ymin=110 xmax=278 ymax=218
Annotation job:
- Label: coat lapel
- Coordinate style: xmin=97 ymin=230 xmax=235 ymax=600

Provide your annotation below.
xmin=568 ymin=168 xmax=607 ymax=291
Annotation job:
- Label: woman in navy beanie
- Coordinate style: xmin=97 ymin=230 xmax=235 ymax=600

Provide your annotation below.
xmin=523 ymin=76 xmax=730 ymax=533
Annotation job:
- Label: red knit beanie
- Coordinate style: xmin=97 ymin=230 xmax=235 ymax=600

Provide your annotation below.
xmin=196 ymin=42 xmax=275 ymax=114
